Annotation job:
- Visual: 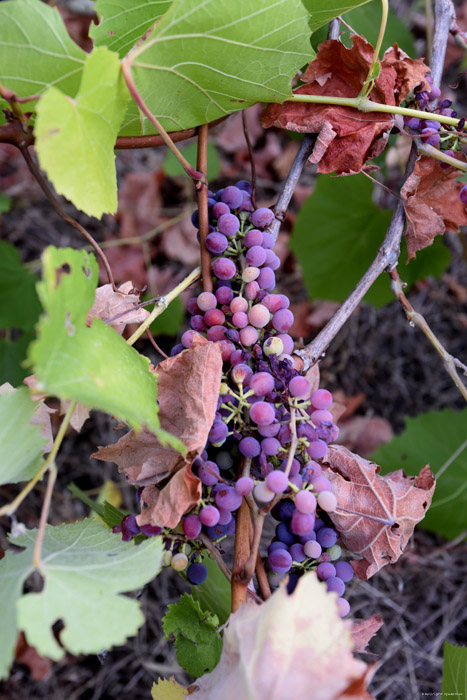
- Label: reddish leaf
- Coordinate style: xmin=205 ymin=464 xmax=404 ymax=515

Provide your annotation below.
xmin=401 ymin=154 xmax=467 ymax=259
xmin=261 ymin=37 xmax=428 ymax=175
xmin=137 ymin=464 xmax=201 ymax=529
xmin=322 ymin=445 xmax=435 ymax=579
xmin=15 ymin=632 xmax=52 ymax=681
xmin=93 ymin=336 xmax=223 ymax=486
xmin=337 ymin=416 xmax=394 ymax=457
xmin=351 ymin=616 xmax=384 ymax=653
xmin=86 ymin=280 xmax=149 ymax=334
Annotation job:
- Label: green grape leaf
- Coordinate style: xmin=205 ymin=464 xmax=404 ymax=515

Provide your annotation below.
xmin=302 ymin=0 xmax=373 ymax=33
xmin=122 ymin=0 xmax=313 ymax=136
xmin=163 ymin=593 xmax=222 ymax=677
xmin=0 ymin=333 xmax=34 ymax=387
xmin=0 ymin=0 xmax=85 ymax=112
xmin=188 ymin=553 xmax=231 ymax=625
xmin=0 ymin=242 xmax=42 ymax=331
xmin=28 ymin=247 xmax=169 ymax=438
xmin=338 ymin=3 xmax=415 ymax=56
xmin=35 ymin=47 xmax=129 ymax=218
xmin=442 ymin=642 xmax=467 ymax=698
xmin=0 ymin=519 xmax=164 ymax=678
xmin=164 ymin=142 xmax=221 ymax=181
xmin=372 ymin=408 xmax=467 ymax=539
xmin=150 ymin=295 xmax=184 ymax=337
xmin=91 ymin=0 xmax=173 ymax=57
xmin=0 ymin=193 xmax=11 ymax=214
xmin=291 ymin=174 xmax=450 ymax=307
xmin=0 ymin=386 xmax=47 ymax=485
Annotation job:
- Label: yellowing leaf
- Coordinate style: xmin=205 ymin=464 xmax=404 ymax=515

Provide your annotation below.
xmin=35 ymin=47 xmax=129 ymax=218
xmin=151 ymin=677 xmax=188 ymax=700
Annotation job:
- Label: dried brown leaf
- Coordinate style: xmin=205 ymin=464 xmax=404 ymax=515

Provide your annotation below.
xmin=337 ymin=416 xmax=394 ymax=457
xmin=87 ymin=281 xmax=149 ymax=334
xmin=351 ymin=616 xmax=384 ymax=653
xmin=15 ymin=632 xmax=52 ymax=681
xmin=401 ymin=154 xmax=467 ymax=259
xmin=322 ymin=445 xmax=435 ymax=579
xmin=261 ymin=37 xmax=429 ymax=175
xmin=60 ymin=399 xmax=91 ymax=433
xmin=93 ymin=336 xmax=223 ymax=487
xmin=137 ymin=464 xmax=201 ymax=529
xmin=193 ymin=573 xmax=370 ymax=700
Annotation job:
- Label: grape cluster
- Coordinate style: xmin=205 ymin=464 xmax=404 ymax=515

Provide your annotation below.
xmin=113 ymin=181 xmax=354 ymax=615
xmin=402 ymin=75 xmax=467 ymax=205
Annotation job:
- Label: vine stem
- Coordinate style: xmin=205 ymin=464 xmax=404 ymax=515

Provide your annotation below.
xmin=231 ymin=498 xmax=252 ymax=613
xmin=242 ymin=110 xmax=257 ymax=209
xmin=120 ymin=59 xmax=205 ymax=182
xmin=196 ymin=123 xmax=213 ymax=293
xmin=360 ymin=0 xmax=389 ymax=96
xmin=389 ymin=269 xmax=467 ymax=403
xmin=0 ymin=400 xmax=77 ymax=518
xmin=198 ymin=532 xmax=232 ymax=583
xmin=19 ymin=145 xmax=117 ymax=290
xmin=243 ymin=511 xmax=265 ymax=581
xmin=127 ymin=266 xmax=201 ymax=346
xmin=33 ymin=462 xmax=57 ymax=568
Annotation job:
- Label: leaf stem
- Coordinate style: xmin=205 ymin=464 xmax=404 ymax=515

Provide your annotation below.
xmin=126 ymin=266 xmax=201 ymax=346
xmin=121 ymin=59 xmax=205 ymax=182
xmin=196 ymin=123 xmax=213 ymax=293
xmin=33 ymin=461 xmax=57 ymax=568
xmin=231 ymin=497 xmax=252 ymax=612
xmin=0 ymin=400 xmax=77 ymax=518
xmin=359 ymin=0 xmax=389 ymax=96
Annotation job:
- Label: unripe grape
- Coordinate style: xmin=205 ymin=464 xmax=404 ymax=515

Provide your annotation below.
xmin=171 ymin=552 xmax=188 ymax=571
xmin=254 ymin=481 xmax=275 ymax=504
xmin=317 ymin=490 xmax=337 ymax=512
xmin=197 ymin=292 xmax=217 ymax=311
xmin=242 ymin=266 xmax=260 ymax=283
xmin=263 ymin=336 xmax=284 ymax=356
xmin=245 ymin=281 xmax=260 ymax=300
xmin=248 ymin=304 xmax=270 ymax=328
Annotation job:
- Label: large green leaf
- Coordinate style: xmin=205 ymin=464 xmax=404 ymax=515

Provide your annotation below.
xmin=0 ymin=242 xmax=42 ymax=331
xmin=0 ymin=386 xmax=47 ymax=485
xmin=28 ymin=247 xmax=166 ymax=436
xmin=0 ymin=0 xmax=85 ymax=117
xmin=0 ymin=518 xmax=164 ymax=678
xmin=372 ymin=408 xmax=467 ymax=539
xmin=123 ymin=0 xmax=313 ymax=135
xmin=91 ymin=0 xmax=173 ymax=57
xmin=35 ymin=47 xmax=129 ymax=218
xmin=163 ymin=593 xmax=222 ymax=677
xmin=291 ymin=174 xmax=450 ymax=307
xmin=442 ymin=642 xmax=467 ymax=698
xmin=302 ymin=0 xmax=373 ymax=33
xmin=164 ymin=142 xmax=221 ymax=181
xmin=188 ymin=553 xmax=231 ymax=625
xmin=0 ymin=333 xmax=34 ymax=387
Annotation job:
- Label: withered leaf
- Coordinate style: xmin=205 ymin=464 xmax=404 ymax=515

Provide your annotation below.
xmin=193 ymin=573 xmax=371 ymax=700
xmin=93 ymin=336 xmax=223 ymax=486
xmin=401 ymin=154 xmax=467 ymax=259
xmin=87 ymin=280 xmax=149 ymax=334
xmin=351 ymin=616 xmax=384 ymax=653
xmin=137 ymin=464 xmax=201 ymax=529
xmin=261 ymin=36 xmax=428 ymax=175
xmin=322 ymin=445 xmax=435 ymax=579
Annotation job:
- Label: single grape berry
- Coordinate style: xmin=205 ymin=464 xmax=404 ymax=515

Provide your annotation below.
xmin=250 ymin=208 xmax=275 ymax=229
xmin=187 ymin=562 xmax=208 ymax=585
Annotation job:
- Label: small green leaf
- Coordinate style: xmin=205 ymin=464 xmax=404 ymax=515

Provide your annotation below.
xmin=35 ymin=47 xmax=129 ymax=218
xmin=0 ymin=386 xmax=46 ymax=485
xmin=372 ymin=408 xmax=467 ymax=539
xmin=0 ymin=0 xmax=85 ymax=112
xmin=150 ymin=295 xmax=184 ymax=337
xmin=91 ymin=0 xmax=173 ymax=57
xmin=0 ymin=518 xmax=164 ymax=677
xmin=0 ymin=242 xmax=42 ymax=331
xmin=0 ymin=193 xmax=11 ymax=214
xmin=442 ymin=642 xmax=467 ymax=698
xmin=163 ymin=593 xmax=222 ymax=677
xmin=291 ymin=174 xmax=450 ymax=307
xmin=189 ymin=553 xmax=231 ymax=625
xmin=302 ymin=0 xmax=373 ymax=33
xmin=164 ymin=142 xmax=221 ymax=181
xmin=123 ymin=0 xmax=313 ymax=135
xmin=28 ymin=247 xmax=164 ymax=435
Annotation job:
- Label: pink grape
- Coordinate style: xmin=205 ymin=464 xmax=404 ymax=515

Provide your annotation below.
xmin=245 ymin=281 xmax=260 ymax=300
xmin=215 ymin=286 xmax=234 ymax=305
xmin=272 ymin=309 xmax=294 ymax=332
xmin=199 ymin=505 xmax=220 ymax=526
xmin=183 ymin=514 xmax=202 ymax=538
xmin=231 ymin=363 xmax=253 ymax=385
xmin=239 ymin=436 xmax=260 ymax=457
xmin=318 ymin=491 xmax=337 ymax=512
xmin=311 ymin=409 xmax=334 ymax=424
xmin=250 ymin=371 xmax=275 ymax=396
xmin=250 ymin=401 xmax=275 ymax=425
xmin=218 ymin=213 xmax=240 ymax=236
xmin=207 ymin=325 xmax=226 ymax=341
xmin=230 ymin=349 xmax=244 ymax=366
xmin=303 ymin=540 xmax=322 ymax=559
xmin=244 ymin=229 xmax=263 ymax=247
xmin=266 ymin=470 xmax=289 ymax=493
xmin=310 ymin=389 xmax=333 ymax=410
xmin=219 ymin=340 xmax=235 ymax=361
xmin=307 ymin=440 xmax=328 ymax=460
xmin=197 ymin=292 xmax=217 ymax=311
xmin=250 ymin=208 xmax=274 ymax=229
xmin=235 ymin=476 xmax=254 ymax=495
xmin=277 ymin=334 xmax=294 ymax=354
xmin=212 ymin=257 xmax=236 ymax=280
xmin=232 ymin=311 xmax=248 ymax=328
xmin=239 ymin=325 xmax=258 ymax=346
xmin=288 ymin=376 xmax=311 ymax=398
xmin=212 ymin=201 xmax=230 ymax=219
xmin=204 ymin=308 xmax=225 ymax=326
xmin=291 ymin=511 xmax=315 ymax=536
xmin=294 ymin=490 xmax=317 ymax=514
xmin=336 ymin=598 xmax=350 ymax=617
xmin=246 ymin=245 xmax=267 ymax=267
xmin=230 ymin=296 xmax=248 ymax=313
xmin=248 ymin=304 xmax=270 ymax=328
xmin=254 ymin=482 xmax=275 ymax=504
xmin=242 ymin=266 xmax=260 ymax=283
xmin=263 ymin=294 xmax=283 ymax=312
xmin=206 ymin=232 xmax=228 ymax=254
xmin=257 ymin=421 xmax=281 ymax=437
xmin=181 ymin=330 xmax=197 ymax=348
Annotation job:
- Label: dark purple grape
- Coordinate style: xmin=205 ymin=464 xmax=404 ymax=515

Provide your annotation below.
xmin=268 ymin=548 xmax=292 ymax=574
xmin=316 ymin=527 xmax=338 ymax=548
xmin=140 ymin=524 xmax=163 ymax=537
xmin=221 ymin=186 xmax=244 ymax=209
xmin=121 ymin=514 xmax=141 ymax=541
xmin=235 ymin=180 xmax=253 ymax=194
xmin=183 ymin=514 xmax=202 ymax=538
xmin=250 ymin=208 xmax=274 ymax=229
xmin=187 ymin=562 xmax=208 ymax=585
xmin=460 ymin=185 xmax=467 ymax=205
xmin=215 ymin=486 xmax=243 ymax=511
xmin=289 ymin=543 xmax=306 ymax=563
xmin=239 ymin=436 xmax=260 ymax=457
xmin=335 ymin=561 xmax=354 ymax=582
xmin=206 ymin=232 xmax=228 ymax=254
xmin=275 ymin=521 xmax=296 ymax=545
xmin=327 ymin=576 xmax=345 ymax=596
xmin=218 ymin=213 xmax=240 ymax=236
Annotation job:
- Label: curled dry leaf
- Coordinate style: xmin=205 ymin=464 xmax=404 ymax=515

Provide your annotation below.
xmin=137 ymin=464 xmax=201 ymax=529
xmin=93 ymin=335 xmax=222 ymax=487
xmin=86 ymin=280 xmax=149 ymax=334
xmin=336 ymin=416 xmax=394 ymax=457
xmin=322 ymin=445 xmax=435 ymax=579
xmin=60 ymin=399 xmax=91 ymax=433
xmin=351 ymin=616 xmax=384 ymax=653
xmin=261 ymin=37 xmax=428 ymax=175
xmin=401 ymin=154 xmax=467 ymax=259
xmin=193 ymin=572 xmax=371 ymax=700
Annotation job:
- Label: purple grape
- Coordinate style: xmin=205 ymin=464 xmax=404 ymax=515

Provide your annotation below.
xmin=316 ymin=562 xmax=336 ymax=580
xmin=183 ymin=514 xmax=202 ymax=538
xmin=170 ymin=343 xmax=184 ymax=356
xmin=215 ymin=486 xmax=243 ymax=511
xmin=207 ymin=325 xmax=226 ymax=341
xmin=186 ymin=297 xmax=201 ymax=315
xmin=316 ymin=527 xmax=338 ymax=548
xmin=199 ymin=505 xmax=220 ymax=526
xmin=304 ymin=540 xmax=322 ymax=559
xmin=291 ymin=511 xmax=315 ymax=536
xmin=327 ymin=576 xmax=345 ymax=596
xmin=235 ymin=476 xmax=254 ymax=495
xmin=235 ymin=180 xmax=253 ymax=194
xmin=140 ymin=524 xmax=162 ymax=537
xmin=221 ymin=185 xmax=244 ymax=209
xmin=460 ymin=185 xmax=467 ymax=205
xmin=404 ymin=116 xmax=421 ymax=129
xmin=218 ymin=213 xmax=240 ymax=236
xmin=264 ymin=251 xmax=280 ymax=270
xmin=261 ymin=232 xmax=275 ymax=249
xmin=215 ymin=286 xmax=234 ymax=304
xmin=231 ymin=363 xmax=253 ymax=385
xmin=190 ymin=315 xmax=206 ymax=332
xmin=121 ymin=514 xmax=141 ymax=541
xmin=268 ymin=548 xmax=293 ymax=574
xmin=275 ymin=521 xmax=296 ymax=545
xmin=206 ymin=232 xmax=228 ymax=254
xmin=421 ymin=127 xmax=441 ymax=146
xmin=272 ymin=309 xmax=294 ymax=332
xmin=268 ymin=541 xmax=288 ymax=553
xmin=212 ymin=201 xmax=230 ymax=219
xmin=244 ymin=229 xmax=263 ymax=247
xmin=205 ymin=522 xmax=229 ymax=539
xmin=198 ymin=460 xmax=220 ymax=486
xmin=239 ymin=436 xmax=261 ymax=457
xmin=288 ymin=376 xmax=311 ymax=398
xmin=335 ymin=561 xmax=354 ymax=582
xmin=250 ymin=208 xmax=275 ymax=229
xmin=261 ymin=437 xmax=281 ymax=456
xmin=212 ymin=257 xmax=237 ymax=280
xmin=187 ymin=562 xmax=208 ymax=585
xmin=257 ymin=267 xmax=276 ymax=291
xmin=218 ymin=508 xmax=233 ymax=525
xmin=289 ymin=543 xmax=306 ymax=563
xmin=307 ymin=440 xmax=329 ymax=460
xmin=208 ymin=419 xmax=228 ymax=445
xmin=246 ymin=245 xmax=267 ymax=267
